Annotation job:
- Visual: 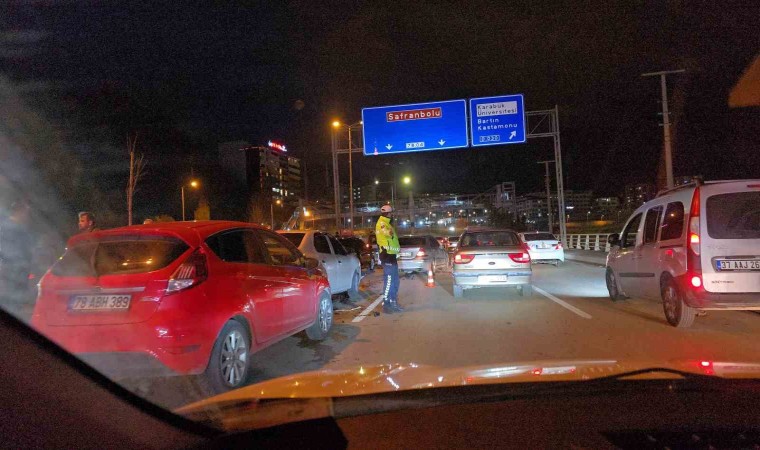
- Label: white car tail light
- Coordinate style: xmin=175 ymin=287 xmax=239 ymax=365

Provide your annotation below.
xmin=166 ymin=248 xmax=208 ymax=294
xmin=454 ymin=253 xmax=475 ymax=264
xmin=509 ymin=252 xmax=531 ymax=263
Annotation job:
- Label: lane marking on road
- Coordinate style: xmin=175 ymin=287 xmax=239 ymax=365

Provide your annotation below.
xmin=352 ymin=295 xmax=385 ymax=323
xmin=533 ymin=285 xmax=593 ymax=319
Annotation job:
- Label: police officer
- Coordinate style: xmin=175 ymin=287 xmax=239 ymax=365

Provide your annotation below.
xmin=375 ymin=205 xmax=403 ymax=313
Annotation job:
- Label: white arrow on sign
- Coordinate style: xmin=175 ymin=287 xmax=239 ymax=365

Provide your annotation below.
xmin=385 ymin=144 xmax=393 ymax=150
xmin=509 ymin=131 xmax=517 ymax=140
xmin=438 ymin=139 xmax=446 ymax=146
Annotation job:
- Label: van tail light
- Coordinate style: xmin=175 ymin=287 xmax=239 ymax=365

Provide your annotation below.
xmin=688 ymin=187 xmax=701 ymax=256
xmin=687 ymin=187 xmax=702 ymax=287
xmin=554 ymin=243 xmax=563 ymax=250
xmin=416 ymin=249 xmax=426 ymax=258
xmin=166 ymin=248 xmax=208 ymax=295
xmin=454 ymin=253 xmax=475 ymax=264
xmin=509 ymin=252 xmax=531 ymax=263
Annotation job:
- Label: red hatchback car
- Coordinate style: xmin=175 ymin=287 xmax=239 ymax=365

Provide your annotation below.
xmin=31 ymin=221 xmax=332 ymax=393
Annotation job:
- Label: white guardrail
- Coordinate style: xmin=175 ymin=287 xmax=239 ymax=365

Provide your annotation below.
xmin=564 ymin=234 xmax=611 ymax=252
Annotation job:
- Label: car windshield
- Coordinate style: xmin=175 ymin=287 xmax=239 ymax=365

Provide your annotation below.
xmin=461 ymin=232 xmax=520 ymax=247
xmin=522 ymin=233 xmax=557 ymax=242
xmin=280 ymin=233 xmax=305 ymax=248
xmin=52 ymin=238 xmax=189 ymax=276
xmin=1 ymin=2 xmax=758 ymax=436
xmin=706 ymin=192 xmax=760 ymax=239
xmin=398 ymin=236 xmax=426 ymax=247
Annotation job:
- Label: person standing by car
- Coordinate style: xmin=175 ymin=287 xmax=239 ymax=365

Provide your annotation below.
xmin=77 ymin=211 xmax=98 ymax=234
xmin=375 ymin=205 xmax=403 ymax=313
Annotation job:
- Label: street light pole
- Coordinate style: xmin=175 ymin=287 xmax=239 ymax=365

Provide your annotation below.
xmin=375 ymin=179 xmax=397 ymax=209
xmin=642 ymin=69 xmax=685 ymax=189
xmin=270 ymin=199 xmax=281 ymax=230
xmin=181 ymin=179 xmax=199 ymax=222
xmin=348 ymin=126 xmax=354 ymax=231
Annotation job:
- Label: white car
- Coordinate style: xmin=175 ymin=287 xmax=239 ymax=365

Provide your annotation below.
xmin=606 ymin=179 xmax=760 ymax=327
xmin=279 ymin=231 xmax=362 ymax=297
xmin=519 ymin=232 xmax=565 ymax=266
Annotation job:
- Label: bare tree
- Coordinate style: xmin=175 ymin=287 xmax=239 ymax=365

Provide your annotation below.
xmin=126 ymin=134 xmax=146 ymax=226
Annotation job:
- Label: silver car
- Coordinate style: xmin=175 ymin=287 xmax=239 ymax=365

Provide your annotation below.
xmin=606 ymin=179 xmax=760 ymax=327
xmin=279 ymin=231 xmax=362 ymax=297
xmin=452 ymin=228 xmax=532 ymax=298
xmin=397 ymin=235 xmax=449 ymax=275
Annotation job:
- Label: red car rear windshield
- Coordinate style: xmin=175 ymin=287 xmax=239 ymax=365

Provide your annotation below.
xmin=52 ymin=237 xmax=189 ymax=277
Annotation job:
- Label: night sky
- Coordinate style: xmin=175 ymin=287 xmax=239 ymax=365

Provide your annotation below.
xmin=1 ymin=2 xmax=758 ymax=225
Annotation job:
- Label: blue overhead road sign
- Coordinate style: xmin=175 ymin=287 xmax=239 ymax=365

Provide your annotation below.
xmin=469 ymin=94 xmax=526 ymax=147
xmin=362 ymin=100 xmax=468 ymax=156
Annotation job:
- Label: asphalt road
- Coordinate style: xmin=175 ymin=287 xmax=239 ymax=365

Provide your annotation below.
xmin=122 ymin=261 xmax=760 ymax=410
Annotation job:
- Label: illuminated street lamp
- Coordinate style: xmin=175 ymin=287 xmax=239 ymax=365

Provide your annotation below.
xmin=181 ymin=179 xmax=200 ymax=221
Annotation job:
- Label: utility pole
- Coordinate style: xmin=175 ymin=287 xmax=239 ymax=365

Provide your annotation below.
xmin=642 ymin=69 xmax=685 ymax=189
xmin=537 ymin=160 xmax=554 ymax=232
xmin=348 ymin=126 xmax=354 ymax=231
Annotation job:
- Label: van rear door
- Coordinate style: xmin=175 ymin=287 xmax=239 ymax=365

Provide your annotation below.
xmin=701 ymin=181 xmax=760 ymax=294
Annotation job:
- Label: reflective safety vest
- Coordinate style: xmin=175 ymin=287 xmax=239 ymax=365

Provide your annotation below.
xmin=375 ymin=215 xmax=400 ymax=254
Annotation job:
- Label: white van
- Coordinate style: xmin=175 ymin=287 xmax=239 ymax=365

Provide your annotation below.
xmin=606 ymin=180 xmax=760 ymax=327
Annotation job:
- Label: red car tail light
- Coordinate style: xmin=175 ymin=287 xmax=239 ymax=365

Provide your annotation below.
xmin=687 ymin=187 xmax=702 ymax=287
xmin=417 ymin=249 xmax=426 ymax=258
xmin=454 ymin=253 xmax=475 ymax=264
xmin=554 ymin=243 xmax=563 ymax=250
xmin=166 ymin=248 xmax=208 ymax=295
xmin=509 ymin=252 xmax=531 ymax=263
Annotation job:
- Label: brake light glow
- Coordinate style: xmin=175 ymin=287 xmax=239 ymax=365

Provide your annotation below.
xmin=166 ymin=248 xmax=208 ymax=294
xmin=686 ymin=187 xmax=702 ymax=283
xmin=509 ymin=252 xmax=531 ymax=263
xmin=454 ymin=253 xmax=475 ymax=264
xmin=417 ymin=249 xmax=426 ymax=257
xmin=699 ymin=360 xmax=715 ymax=375
xmin=688 ymin=187 xmax=701 ymax=256
xmin=554 ymin=243 xmax=563 ymax=250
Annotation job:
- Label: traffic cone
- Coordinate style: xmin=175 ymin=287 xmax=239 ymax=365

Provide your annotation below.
xmin=426 ymin=269 xmax=435 ymax=287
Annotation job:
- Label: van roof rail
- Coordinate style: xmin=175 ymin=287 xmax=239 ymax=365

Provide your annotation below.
xmin=655 ymin=177 xmax=704 ymax=198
